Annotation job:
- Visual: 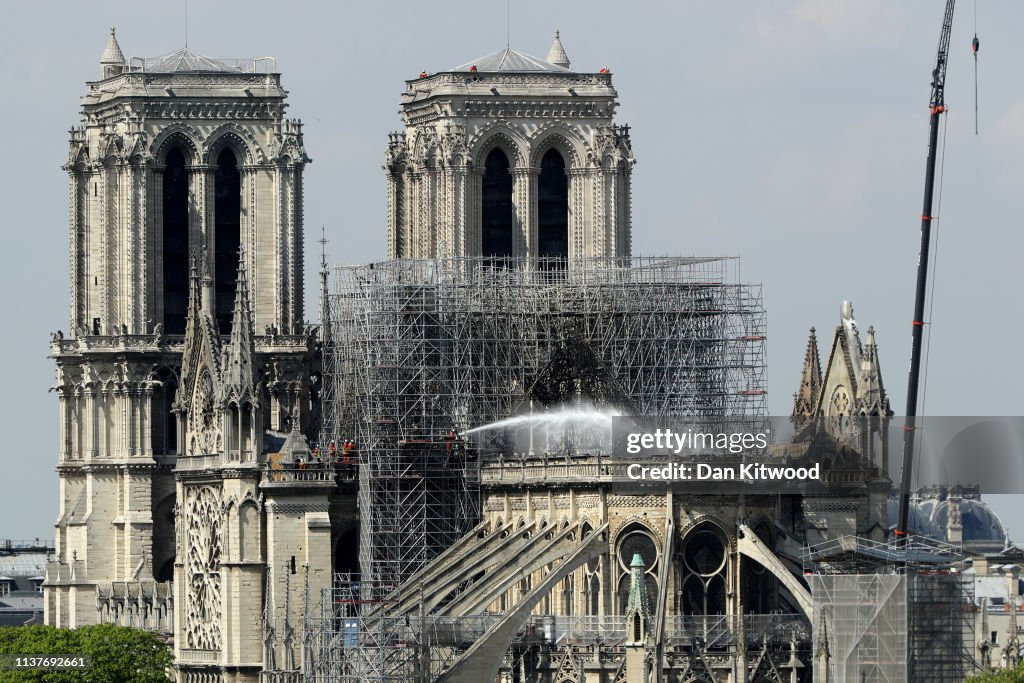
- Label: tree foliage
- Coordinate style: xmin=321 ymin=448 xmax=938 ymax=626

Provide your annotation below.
xmin=0 ymin=624 xmax=172 ymax=682
xmin=968 ymin=662 xmax=1024 ymax=682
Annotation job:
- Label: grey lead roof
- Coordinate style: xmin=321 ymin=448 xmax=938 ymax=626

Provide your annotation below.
xmin=145 ymin=48 xmax=243 ymax=73
xmin=0 ymin=554 xmax=47 ymax=577
xmin=453 ymin=47 xmax=573 ymax=73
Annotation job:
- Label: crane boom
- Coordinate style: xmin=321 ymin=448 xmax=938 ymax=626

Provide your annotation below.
xmin=895 ymin=0 xmax=957 ymax=539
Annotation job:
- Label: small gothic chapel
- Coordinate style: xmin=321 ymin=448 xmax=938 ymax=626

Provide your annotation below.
xmin=44 ymin=30 xmax=353 ymax=682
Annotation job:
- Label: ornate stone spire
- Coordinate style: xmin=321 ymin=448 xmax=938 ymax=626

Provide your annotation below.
xmin=546 ymin=30 xmax=571 ymax=69
xmin=100 ymin=28 xmax=125 ymax=79
xmin=222 ymin=248 xmax=256 ymax=404
xmin=793 ymin=327 xmax=823 ymax=417
xmin=816 ymin=612 xmax=832 ymax=674
xmin=623 ymin=552 xmax=651 ymax=643
xmin=856 ymin=326 xmax=891 ymax=415
xmin=318 ymin=227 xmax=330 ymax=345
xmin=183 ymin=253 xmax=203 ymax=336
xmin=178 ymin=251 xmax=223 ymax=429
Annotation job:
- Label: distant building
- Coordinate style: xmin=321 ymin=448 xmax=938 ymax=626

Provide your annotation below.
xmin=968 ymin=545 xmax=1024 ymax=671
xmin=896 ymin=484 xmax=1009 ymax=554
xmin=0 ymin=540 xmax=53 ymax=626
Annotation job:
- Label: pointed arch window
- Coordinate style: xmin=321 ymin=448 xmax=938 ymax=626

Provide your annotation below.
xmin=481 ymin=147 xmax=513 ymax=260
xmin=678 ymin=527 xmax=728 ymax=616
xmin=162 ymin=148 xmax=189 ymax=334
xmin=537 ymin=148 xmax=568 ymax=261
xmin=214 ymin=148 xmax=241 ymax=334
xmin=616 ymin=526 xmax=659 ymax=614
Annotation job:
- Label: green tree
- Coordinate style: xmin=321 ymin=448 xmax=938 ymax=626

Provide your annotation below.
xmin=0 ymin=624 xmax=172 ymax=682
xmin=968 ymin=662 xmax=1024 ymax=682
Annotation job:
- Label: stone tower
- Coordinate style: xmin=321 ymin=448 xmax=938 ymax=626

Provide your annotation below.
xmin=46 ymin=28 xmax=315 ymax=649
xmin=385 ymin=32 xmax=635 ymax=259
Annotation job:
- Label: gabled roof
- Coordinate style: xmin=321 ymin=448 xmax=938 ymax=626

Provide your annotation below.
xmin=453 ymin=47 xmax=573 ymax=73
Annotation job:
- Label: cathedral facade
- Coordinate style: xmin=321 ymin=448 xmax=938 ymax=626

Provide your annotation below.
xmin=46 ymin=30 xmax=896 ymax=683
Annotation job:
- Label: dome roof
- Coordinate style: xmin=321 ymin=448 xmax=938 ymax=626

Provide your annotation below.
xmin=888 ymin=494 xmax=1007 ymax=545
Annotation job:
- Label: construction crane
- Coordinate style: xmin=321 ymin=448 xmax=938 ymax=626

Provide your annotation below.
xmin=895 ymin=0 xmax=957 ymax=539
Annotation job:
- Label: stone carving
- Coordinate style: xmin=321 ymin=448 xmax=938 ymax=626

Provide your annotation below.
xmin=189 ymin=370 xmax=221 ymax=455
xmin=185 ymin=486 xmax=222 ymax=650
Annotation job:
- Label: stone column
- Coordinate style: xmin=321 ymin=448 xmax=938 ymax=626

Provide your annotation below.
xmin=56 ymin=388 xmax=69 ymax=462
xmin=240 ymin=164 xmax=259 ymax=314
xmin=115 ymin=384 xmax=127 ymax=458
xmin=69 ymin=171 xmax=83 ymax=332
xmin=142 ymin=384 xmax=153 ymax=458
xmin=150 ymin=165 xmax=165 ymax=327
xmin=467 ymin=169 xmax=484 ymax=257
xmin=290 ymin=163 xmax=305 ymax=328
xmin=512 ymin=167 xmax=536 ymax=257
xmin=135 ymin=160 xmax=149 ymax=333
xmin=84 ymin=385 xmax=99 ymax=458
xmin=568 ymin=168 xmax=589 ymax=259
xmin=187 ymin=164 xmax=212 ymax=267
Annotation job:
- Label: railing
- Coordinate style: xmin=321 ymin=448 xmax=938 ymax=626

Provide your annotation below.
xmin=260 ymin=672 xmax=303 ymax=683
xmin=662 ymin=614 xmax=810 ymax=647
xmin=263 ymin=464 xmax=358 ymax=484
xmin=481 ymin=462 xmax=607 ymax=484
xmin=325 ymin=613 xmax=808 ymax=650
xmin=126 ymin=55 xmax=278 ymax=74
xmin=0 ymin=539 xmax=53 ymax=552
xmin=179 ymin=649 xmax=219 ymax=663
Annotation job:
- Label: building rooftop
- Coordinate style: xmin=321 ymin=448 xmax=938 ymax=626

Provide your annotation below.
xmin=128 ymin=47 xmax=275 ymax=74
xmin=453 ymin=47 xmax=573 ymax=73
xmin=0 ymin=552 xmax=48 ymax=578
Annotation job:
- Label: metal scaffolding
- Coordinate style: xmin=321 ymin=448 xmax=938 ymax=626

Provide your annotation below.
xmin=322 ymin=256 xmax=765 ymax=586
xmin=302 ymin=577 xmax=810 ymax=683
xmin=810 ymin=573 xmax=909 ymax=683
xmin=316 ymin=256 xmax=766 ymax=682
xmin=806 ymin=536 xmax=975 ymax=683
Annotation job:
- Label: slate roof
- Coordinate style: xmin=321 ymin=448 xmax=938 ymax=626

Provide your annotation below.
xmin=0 ymin=554 xmax=47 ymax=578
xmin=453 ymin=48 xmax=572 ymax=73
xmin=146 ymin=48 xmax=241 ymax=73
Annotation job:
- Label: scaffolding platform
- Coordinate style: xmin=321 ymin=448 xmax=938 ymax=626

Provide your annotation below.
xmin=803 ymin=534 xmax=963 ymax=574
